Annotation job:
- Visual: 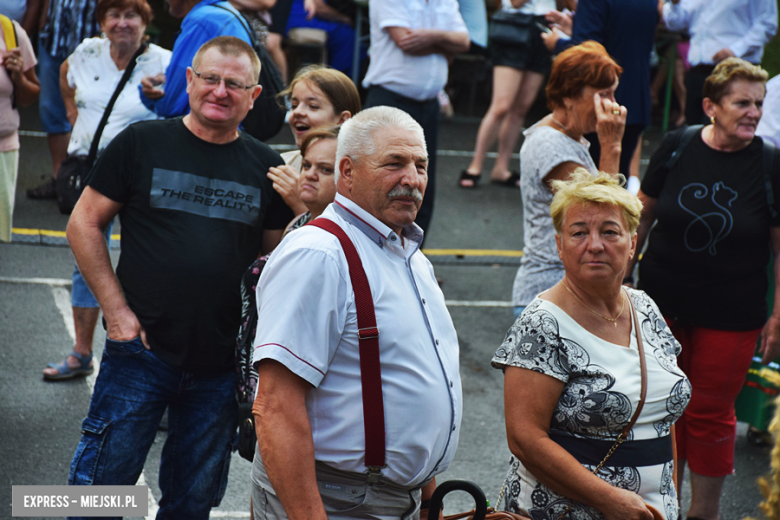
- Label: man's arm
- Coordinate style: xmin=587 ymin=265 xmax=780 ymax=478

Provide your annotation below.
xmin=718 ymin=0 xmax=778 ymax=62
xmin=385 ymin=26 xmax=470 ymax=59
xmin=253 ymin=359 xmax=328 ymax=520
xmin=67 ymin=187 xmax=149 ymax=346
xmin=260 ymin=228 xmax=285 ymax=256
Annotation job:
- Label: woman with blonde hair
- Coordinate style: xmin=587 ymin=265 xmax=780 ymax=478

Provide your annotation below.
xmin=628 ymin=57 xmax=780 ymax=520
xmin=493 ymin=169 xmax=690 ymax=519
xmin=267 ymin=64 xmax=360 ymax=216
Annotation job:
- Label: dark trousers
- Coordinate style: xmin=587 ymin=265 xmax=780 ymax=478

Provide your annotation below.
xmin=685 ymin=65 xmax=716 ymax=126
xmin=585 ymin=123 xmax=645 ymax=177
xmin=364 ymin=85 xmax=439 ymax=238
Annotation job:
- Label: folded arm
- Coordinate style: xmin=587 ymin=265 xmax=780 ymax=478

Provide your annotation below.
xmin=386 ymin=26 xmax=470 ymax=59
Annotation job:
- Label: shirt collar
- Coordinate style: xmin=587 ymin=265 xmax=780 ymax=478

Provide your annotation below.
xmin=331 ymin=193 xmax=425 ymax=253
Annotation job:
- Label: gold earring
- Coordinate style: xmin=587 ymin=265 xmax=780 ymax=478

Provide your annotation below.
xmin=710 ymin=116 xmax=715 ymax=124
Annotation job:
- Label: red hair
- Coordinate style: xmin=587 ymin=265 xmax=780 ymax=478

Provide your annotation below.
xmin=97 ymin=0 xmax=154 ymax=26
xmin=545 ymin=41 xmax=622 ymax=110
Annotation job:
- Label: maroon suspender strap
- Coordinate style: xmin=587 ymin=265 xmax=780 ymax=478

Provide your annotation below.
xmin=308 ymin=219 xmax=386 ymax=471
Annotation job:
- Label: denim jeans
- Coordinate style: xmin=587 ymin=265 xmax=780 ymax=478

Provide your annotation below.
xmin=71 ymin=221 xmax=113 ymax=308
xmin=37 ymin=40 xmax=72 ymax=134
xmin=68 ymin=337 xmax=238 ymax=520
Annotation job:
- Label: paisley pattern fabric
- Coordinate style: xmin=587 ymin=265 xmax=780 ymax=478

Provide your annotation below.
xmin=492 ymin=288 xmax=691 ymax=520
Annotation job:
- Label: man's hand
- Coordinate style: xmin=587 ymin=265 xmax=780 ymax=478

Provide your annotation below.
xmin=545 ymin=10 xmax=572 ymax=36
xmin=106 ymin=305 xmax=151 ymax=349
xmin=268 ymin=165 xmax=307 ymax=215
xmin=395 ymin=29 xmax=439 ymax=55
xmin=141 ymin=74 xmax=166 ymax=100
xmin=713 ymin=48 xmax=736 ymax=63
xmin=760 ymin=313 xmax=780 ymax=364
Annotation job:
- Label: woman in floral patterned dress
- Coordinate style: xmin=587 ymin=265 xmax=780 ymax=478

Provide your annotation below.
xmin=492 ymin=170 xmax=691 ymax=520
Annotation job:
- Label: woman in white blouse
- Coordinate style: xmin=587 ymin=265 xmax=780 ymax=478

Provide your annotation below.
xmin=492 ymin=170 xmax=690 ymax=520
xmin=42 ymin=0 xmax=171 ymax=381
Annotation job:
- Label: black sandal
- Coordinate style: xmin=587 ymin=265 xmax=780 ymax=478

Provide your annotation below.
xmin=491 ymin=171 xmax=520 ymax=188
xmin=458 ymin=170 xmax=481 ymax=189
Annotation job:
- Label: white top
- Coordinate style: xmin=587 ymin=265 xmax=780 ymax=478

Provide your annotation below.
xmin=67 ymin=37 xmax=171 ymax=156
xmin=252 ymin=193 xmax=462 ymax=487
xmin=501 ymin=0 xmax=555 ymax=16
xmin=0 ymin=19 xmax=36 ymax=152
xmin=663 ymin=0 xmax=778 ymax=66
xmin=757 ymin=75 xmax=780 ymax=147
xmin=492 ymin=290 xmax=691 ymax=519
xmin=513 ymin=123 xmax=596 ymax=307
xmin=362 ymin=0 xmax=468 ymax=101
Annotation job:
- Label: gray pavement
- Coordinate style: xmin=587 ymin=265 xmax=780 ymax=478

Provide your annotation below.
xmin=0 ymin=104 xmax=772 ymax=519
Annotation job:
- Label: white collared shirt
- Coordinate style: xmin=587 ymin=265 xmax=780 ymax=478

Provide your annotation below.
xmin=500 ymin=0 xmax=555 ymax=16
xmin=252 ymin=193 xmax=462 ymax=488
xmin=663 ymin=0 xmax=778 ymax=66
xmin=362 ymin=0 xmax=468 ymax=102
xmin=758 ymin=75 xmax=780 ymax=147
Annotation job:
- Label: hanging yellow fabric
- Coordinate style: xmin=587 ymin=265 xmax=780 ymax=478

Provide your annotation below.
xmin=0 ymin=14 xmax=17 ymax=51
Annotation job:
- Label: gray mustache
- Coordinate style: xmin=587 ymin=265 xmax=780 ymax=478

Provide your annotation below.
xmin=387 ymin=186 xmax=423 ymax=202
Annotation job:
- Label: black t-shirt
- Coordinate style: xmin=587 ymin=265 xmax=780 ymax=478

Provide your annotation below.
xmin=638 ymin=127 xmax=780 ymax=330
xmin=89 ymin=118 xmax=292 ymax=374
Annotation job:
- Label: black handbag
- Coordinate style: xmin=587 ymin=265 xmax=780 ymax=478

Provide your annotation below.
xmin=55 ymin=42 xmax=148 ymax=215
xmin=488 ymin=11 xmax=535 ymax=47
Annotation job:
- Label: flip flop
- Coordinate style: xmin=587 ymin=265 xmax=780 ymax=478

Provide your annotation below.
xmin=43 ymin=350 xmax=94 ymax=381
xmin=491 ymin=171 xmax=520 ymax=188
xmin=458 ymin=170 xmax=481 ymax=189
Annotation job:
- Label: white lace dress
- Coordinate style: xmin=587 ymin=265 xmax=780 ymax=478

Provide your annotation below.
xmin=492 ymin=289 xmax=691 ymax=520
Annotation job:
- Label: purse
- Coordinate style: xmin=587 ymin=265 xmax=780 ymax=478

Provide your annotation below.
xmin=488 ymin=11 xmax=535 ymax=47
xmin=55 ymin=42 xmax=148 ymax=215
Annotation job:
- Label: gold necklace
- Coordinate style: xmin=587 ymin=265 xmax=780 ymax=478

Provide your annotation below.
xmin=560 ymin=280 xmax=625 ymax=327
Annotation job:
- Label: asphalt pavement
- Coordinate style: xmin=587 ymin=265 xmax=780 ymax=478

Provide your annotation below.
xmin=0 ymin=102 xmax=773 ymax=520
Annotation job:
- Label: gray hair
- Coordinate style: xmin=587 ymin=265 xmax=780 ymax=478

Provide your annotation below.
xmin=334 ymin=106 xmax=426 ymax=185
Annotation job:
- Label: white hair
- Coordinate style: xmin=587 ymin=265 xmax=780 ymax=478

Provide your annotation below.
xmin=334 ymin=106 xmax=426 ymax=185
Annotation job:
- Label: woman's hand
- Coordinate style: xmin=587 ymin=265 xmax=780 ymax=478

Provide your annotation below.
xmin=545 ymin=10 xmax=573 ymax=36
xmin=594 ymin=93 xmax=626 ymax=173
xmin=601 ymin=487 xmax=654 ymax=520
xmin=141 ymin=75 xmax=166 ymax=100
xmin=268 ymin=165 xmax=308 ymax=215
xmin=3 ymin=48 xmax=25 ymax=80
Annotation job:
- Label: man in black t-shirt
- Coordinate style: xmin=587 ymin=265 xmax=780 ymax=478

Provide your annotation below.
xmin=64 ymin=36 xmax=293 ymax=519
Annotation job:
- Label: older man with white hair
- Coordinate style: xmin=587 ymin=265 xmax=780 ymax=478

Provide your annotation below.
xmin=250 ymin=105 xmax=463 ymax=520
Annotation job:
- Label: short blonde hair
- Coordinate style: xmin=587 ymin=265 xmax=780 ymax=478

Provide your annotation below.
xmin=192 ymin=36 xmax=261 ymax=83
xmin=703 ymin=57 xmax=768 ymax=104
xmin=550 ymin=168 xmax=643 ymax=234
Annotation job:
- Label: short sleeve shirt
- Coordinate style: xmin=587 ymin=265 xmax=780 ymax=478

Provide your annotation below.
xmin=512 ymin=123 xmax=596 ymax=306
xmin=0 ymin=21 xmax=36 ymax=152
xmin=89 ymin=118 xmax=293 ymax=373
xmin=639 ymin=128 xmax=780 ymax=329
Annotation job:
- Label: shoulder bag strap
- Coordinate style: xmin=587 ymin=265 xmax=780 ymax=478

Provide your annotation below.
xmin=1 ymin=15 xmax=16 ymax=50
xmin=664 ymin=124 xmax=703 ymax=170
xmin=307 ymin=218 xmax=387 ymax=474
xmin=86 ymin=41 xmax=148 ymax=169
xmin=761 ymin=137 xmax=779 ymax=219
xmin=211 ymin=3 xmax=257 ymax=47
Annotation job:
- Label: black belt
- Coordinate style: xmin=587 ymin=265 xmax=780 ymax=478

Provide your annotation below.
xmin=549 ymin=432 xmax=673 ymax=468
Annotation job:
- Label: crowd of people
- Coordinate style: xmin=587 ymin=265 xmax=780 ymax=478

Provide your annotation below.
xmin=3 ymin=0 xmax=780 ymax=519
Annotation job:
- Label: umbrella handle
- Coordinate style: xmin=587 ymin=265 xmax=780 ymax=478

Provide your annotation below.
xmin=426 ymin=480 xmax=488 ymax=520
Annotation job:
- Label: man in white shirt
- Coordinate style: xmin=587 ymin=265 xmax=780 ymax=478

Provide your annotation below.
xmin=663 ymin=0 xmax=778 ymax=125
xmin=250 ymin=106 xmax=463 ymax=520
xmin=758 ymin=75 xmax=780 ymax=147
xmin=361 ymin=0 xmax=469 ymax=239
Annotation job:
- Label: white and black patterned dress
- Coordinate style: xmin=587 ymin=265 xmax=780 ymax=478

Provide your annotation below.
xmin=491 ymin=288 xmax=691 ymax=520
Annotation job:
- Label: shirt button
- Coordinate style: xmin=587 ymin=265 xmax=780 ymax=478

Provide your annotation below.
xmin=450 ymin=381 xmax=453 ymax=387
xmin=422 ymin=298 xmax=426 ymax=304
xmin=390 ymin=235 xmax=397 ymax=241
xmin=452 ymin=426 xmax=456 ymax=431
xmin=435 ymin=339 xmax=440 ymax=345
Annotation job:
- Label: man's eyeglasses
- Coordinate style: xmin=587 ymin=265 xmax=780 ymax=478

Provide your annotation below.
xmin=192 ymin=69 xmax=256 ymax=91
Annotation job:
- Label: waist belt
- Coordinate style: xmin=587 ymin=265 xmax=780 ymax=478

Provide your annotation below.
xmin=549 ymin=432 xmax=673 ymax=468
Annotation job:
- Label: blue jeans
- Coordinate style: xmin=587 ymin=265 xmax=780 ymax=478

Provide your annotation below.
xmin=37 ymin=40 xmax=72 ymax=134
xmin=513 ymin=306 xmax=526 ymax=318
xmin=68 ymin=337 xmax=238 ymax=520
xmin=71 ymin=221 xmax=113 ymax=308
